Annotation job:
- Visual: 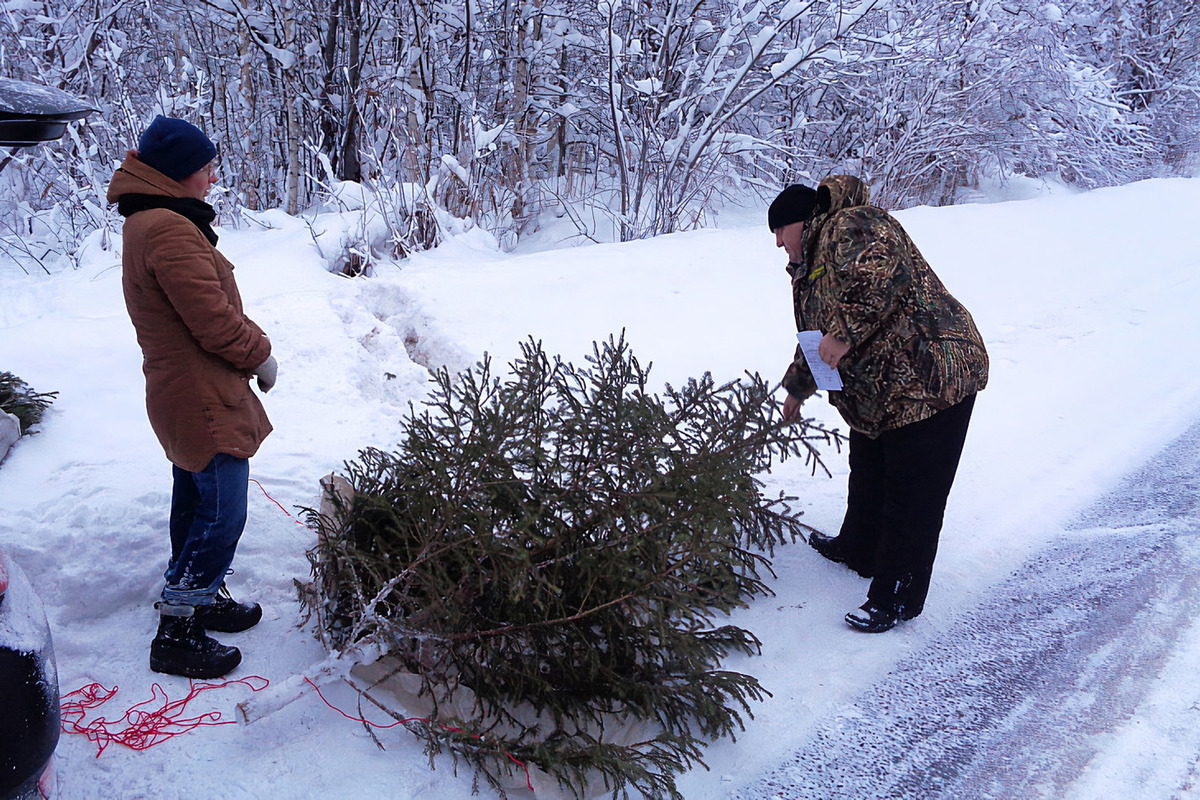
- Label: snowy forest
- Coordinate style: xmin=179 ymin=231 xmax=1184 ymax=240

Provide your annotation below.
xmin=1 ymin=0 xmax=1198 ymax=269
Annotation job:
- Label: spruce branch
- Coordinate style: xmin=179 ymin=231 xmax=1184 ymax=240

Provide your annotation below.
xmin=0 ymin=372 xmax=58 ymax=435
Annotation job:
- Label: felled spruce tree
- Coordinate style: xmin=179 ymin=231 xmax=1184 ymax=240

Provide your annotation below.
xmin=0 ymin=371 xmax=58 ymax=434
xmin=303 ymin=335 xmax=838 ymax=799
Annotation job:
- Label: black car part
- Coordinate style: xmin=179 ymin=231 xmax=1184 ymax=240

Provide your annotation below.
xmin=0 ymin=77 xmax=95 ymax=147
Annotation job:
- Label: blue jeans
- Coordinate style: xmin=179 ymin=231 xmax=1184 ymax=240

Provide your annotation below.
xmin=163 ymin=453 xmax=250 ymax=607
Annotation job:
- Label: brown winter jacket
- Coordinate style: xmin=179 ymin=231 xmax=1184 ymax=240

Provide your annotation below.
xmin=782 ymin=175 xmax=988 ymax=437
xmin=107 ymin=154 xmax=272 ymax=472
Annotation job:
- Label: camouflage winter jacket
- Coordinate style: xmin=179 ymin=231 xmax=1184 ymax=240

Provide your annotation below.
xmin=782 ymin=175 xmax=988 ymax=437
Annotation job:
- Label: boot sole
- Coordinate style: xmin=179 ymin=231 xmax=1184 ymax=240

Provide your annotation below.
xmin=845 ymin=613 xmax=900 ymax=633
xmin=197 ymin=607 xmax=263 ymax=633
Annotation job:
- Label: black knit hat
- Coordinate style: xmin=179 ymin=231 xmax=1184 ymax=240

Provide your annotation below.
xmin=768 ymin=184 xmax=818 ymax=231
xmin=136 ymin=115 xmax=217 ymax=181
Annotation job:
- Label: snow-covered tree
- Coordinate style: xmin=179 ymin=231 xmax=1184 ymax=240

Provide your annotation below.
xmin=0 ymin=0 xmax=1194 ymax=264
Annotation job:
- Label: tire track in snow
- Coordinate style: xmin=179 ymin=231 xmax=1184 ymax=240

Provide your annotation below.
xmin=732 ymin=419 xmax=1200 ymax=800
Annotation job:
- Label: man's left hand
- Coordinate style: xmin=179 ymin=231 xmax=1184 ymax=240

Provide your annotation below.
xmin=782 ymin=393 xmax=804 ymax=422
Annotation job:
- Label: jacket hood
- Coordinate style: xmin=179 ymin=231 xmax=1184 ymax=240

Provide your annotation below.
xmin=815 ymin=174 xmax=871 ymax=218
xmin=798 ymin=175 xmax=872 ymax=273
xmin=106 ymin=153 xmax=191 ymax=205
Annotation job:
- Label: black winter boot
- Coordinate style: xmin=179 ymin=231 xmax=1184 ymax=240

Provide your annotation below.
xmin=150 ymin=607 xmax=241 ymax=679
xmin=808 ymin=530 xmax=848 ymax=563
xmin=844 ymin=601 xmax=918 ymax=633
xmin=195 ymin=584 xmax=262 ymax=633
xmin=809 ymin=531 xmax=874 ymax=577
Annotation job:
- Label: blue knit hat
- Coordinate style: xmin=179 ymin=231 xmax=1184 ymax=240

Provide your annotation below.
xmin=136 ymin=115 xmax=217 ymax=181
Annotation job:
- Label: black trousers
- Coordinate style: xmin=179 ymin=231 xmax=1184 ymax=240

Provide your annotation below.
xmin=837 ymin=394 xmax=976 ymax=617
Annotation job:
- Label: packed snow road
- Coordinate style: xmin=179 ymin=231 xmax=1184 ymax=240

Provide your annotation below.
xmin=731 ymin=419 xmax=1200 ymax=800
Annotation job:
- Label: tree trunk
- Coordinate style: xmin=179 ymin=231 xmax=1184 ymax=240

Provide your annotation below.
xmin=340 ymin=0 xmax=363 ymax=182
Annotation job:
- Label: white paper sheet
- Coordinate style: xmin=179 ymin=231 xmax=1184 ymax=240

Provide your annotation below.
xmin=796 ymin=330 xmax=844 ymax=391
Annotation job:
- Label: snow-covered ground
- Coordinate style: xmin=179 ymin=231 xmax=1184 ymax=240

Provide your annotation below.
xmin=2 ymin=176 xmax=1200 ymax=799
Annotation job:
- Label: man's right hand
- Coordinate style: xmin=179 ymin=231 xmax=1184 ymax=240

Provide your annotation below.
xmin=782 ymin=393 xmax=803 ymax=422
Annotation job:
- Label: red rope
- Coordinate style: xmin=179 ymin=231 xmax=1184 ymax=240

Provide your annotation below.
xmin=249 ymin=478 xmax=308 ymax=526
xmin=303 ymin=677 xmax=534 ymax=792
xmin=61 ymin=676 xmax=269 ymax=756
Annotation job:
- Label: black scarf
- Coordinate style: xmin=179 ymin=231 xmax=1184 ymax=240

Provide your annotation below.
xmin=116 ymin=194 xmax=219 ymax=246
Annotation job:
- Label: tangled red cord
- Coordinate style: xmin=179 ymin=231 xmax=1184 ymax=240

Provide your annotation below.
xmin=60 ymin=676 xmax=269 ymax=756
xmin=249 ymin=478 xmax=309 ymax=527
xmin=304 ymin=677 xmax=535 ymax=793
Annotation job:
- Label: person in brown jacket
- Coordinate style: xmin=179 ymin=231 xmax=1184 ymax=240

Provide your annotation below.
xmin=771 ymin=176 xmax=988 ymax=633
xmin=107 ymin=116 xmax=278 ymax=678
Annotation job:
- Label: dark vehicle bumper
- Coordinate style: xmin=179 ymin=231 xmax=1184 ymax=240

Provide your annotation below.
xmin=0 ymin=551 xmax=59 ymax=800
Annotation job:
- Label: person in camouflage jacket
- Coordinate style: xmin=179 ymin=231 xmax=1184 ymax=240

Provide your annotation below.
xmin=771 ymin=175 xmax=988 ymax=633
